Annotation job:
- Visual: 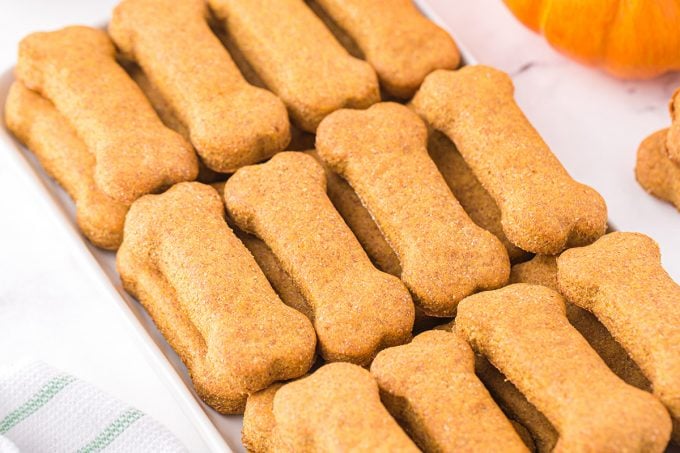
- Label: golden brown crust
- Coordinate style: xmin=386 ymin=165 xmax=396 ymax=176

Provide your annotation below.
xmin=4 ymin=82 xmax=129 ymax=250
xmin=370 ymin=330 xmax=528 ymax=452
xmin=242 ymin=383 xmax=283 ymax=453
xmin=456 ymin=284 xmax=671 ymax=452
xmin=510 ymin=255 xmax=650 ymax=391
xmin=310 ymin=0 xmax=460 ymax=98
xmin=428 ymin=130 xmax=531 ymax=263
xmin=116 ymin=182 xmax=316 ymax=413
xmin=474 ymin=355 xmax=558 ymax=453
xmin=558 ymin=232 xmax=680 ymax=442
xmin=16 ymin=26 xmax=198 ymax=203
xmin=208 ymin=0 xmax=379 ymax=132
xmin=273 ymin=363 xmax=419 ymax=452
xmin=305 ymin=150 xmax=401 ymax=276
xmin=109 ymin=0 xmax=290 ymax=173
xmin=224 ymin=152 xmax=414 ymax=364
xmin=317 ymin=102 xmax=510 ymax=316
xmin=636 ymin=128 xmax=680 ymax=210
xmin=412 ymin=66 xmax=608 ymax=254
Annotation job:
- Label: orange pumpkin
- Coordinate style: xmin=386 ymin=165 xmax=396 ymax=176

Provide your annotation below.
xmin=503 ymin=0 xmax=680 ymax=79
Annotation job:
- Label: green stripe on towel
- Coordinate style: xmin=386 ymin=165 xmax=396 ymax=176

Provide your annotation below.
xmin=0 ymin=374 xmax=76 ymax=434
xmin=76 ymin=408 xmax=144 ymax=453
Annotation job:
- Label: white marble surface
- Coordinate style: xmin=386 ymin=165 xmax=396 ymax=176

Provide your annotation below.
xmin=0 ymin=1 xmax=679 ymax=452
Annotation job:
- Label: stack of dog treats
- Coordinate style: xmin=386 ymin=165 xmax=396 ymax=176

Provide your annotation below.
xmin=5 ymin=0 xmax=679 ymax=451
xmin=637 ymin=89 xmax=680 ymax=210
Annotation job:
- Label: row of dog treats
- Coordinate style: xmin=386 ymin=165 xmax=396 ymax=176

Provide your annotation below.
xmin=4 ymin=0 xmax=458 ymax=232
xmin=637 ymin=88 xmax=680 ymax=209
xmin=242 ymin=233 xmax=680 ymax=451
xmin=8 ymin=62 xmax=612 ymax=401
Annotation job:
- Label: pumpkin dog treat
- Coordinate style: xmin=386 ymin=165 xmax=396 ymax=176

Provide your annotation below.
xmin=242 ymin=383 xmax=283 ymax=453
xmin=273 ymin=363 xmax=418 ymax=452
xmin=208 ymin=0 xmax=379 ymax=132
xmin=317 ymin=102 xmax=510 ymax=316
xmin=558 ymin=232 xmax=680 ymax=441
xmin=412 ymin=66 xmax=608 ymax=254
xmin=110 ymin=0 xmax=290 ymax=173
xmin=305 ymin=150 xmax=401 ymax=276
xmin=456 ymin=284 xmax=672 ymax=452
xmin=636 ymin=128 xmax=680 ymax=210
xmin=310 ymin=0 xmax=460 ymax=98
xmin=16 ymin=26 xmax=198 ymax=203
xmin=5 ymin=83 xmax=129 ymax=250
xmin=117 ymin=182 xmax=316 ymax=413
xmin=428 ymin=131 xmax=530 ymax=263
xmin=371 ymin=330 xmax=528 ymax=452
xmin=668 ymin=89 xmax=680 ymax=163
xmin=224 ymin=152 xmax=414 ymax=364
xmin=510 ymin=255 xmax=650 ymax=390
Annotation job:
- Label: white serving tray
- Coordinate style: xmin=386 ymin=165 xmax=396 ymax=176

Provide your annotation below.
xmin=0 ymin=3 xmax=471 ymax=451
xmin=1 ymin=2 xmax=677 ymax=452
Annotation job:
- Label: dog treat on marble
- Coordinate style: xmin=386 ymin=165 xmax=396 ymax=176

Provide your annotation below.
xmin=110 ymin=0 xmax=290 ymax=173
xmin=224 ymin=152 xmax=414 ymax=364
xmin=510 ymin=255 xmax=650 ymax=390
xmin=5 ymin=82 xmax=129 ymax=250
xmin=412 ymin=66 xmax=607 ymax=254
xmin=456 ymin=284 xmax=671 ymax=452
xmin=272 ymin=363 xmax=419 ymax=452
xmin=306 ymin=150 xmax=401 ymax=276
xmin=208 ymin=0 xmax=379 ymax=132
xmin=310 ymin=0 xmax=459 ymax=98
xmin=370 ymin=330 xmax=528 ymax=452
xmin=636 ymin=128 xmax=680 ymax=210
xmin=668 ymin=89 xmax=680 ymax=163
xmin=317 ymin=102 xmax=510 ymax=316
xmin=428 ymin=131 xmax=530 ymax=263
xmin=242 ymin=383 xmax=283 ymax=453
xmin=16 ymin=26 xmax=198 ymax=203
xmin=558 ymin=232 xmax=680 ymax=442
xmin=117 ymin=182 xmax=316 ymax=413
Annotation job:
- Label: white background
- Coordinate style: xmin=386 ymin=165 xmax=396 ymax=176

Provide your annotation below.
xmin=1 ymin=0 xmax=679 ymax=451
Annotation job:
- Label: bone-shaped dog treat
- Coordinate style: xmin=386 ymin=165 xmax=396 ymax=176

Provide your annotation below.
xmin=110 ymin=0 xmax=290 ymax=172
xmin=117 ymin=182 xmax=316 ymax=413
xmin=242 ymin=383 xmax=283 ymax=453
xmin=411 ymin=66 xmax=608 ymax=255
xmin=371 ymin=330 xmax=528 ymax=452
xmin=5 ymin=82 xmax=129 ymax=250
xmin=558 ymin=232 xmax=680 ymax=442
xmin=305 ymin=150 xmax=401 ymax=276
xmin=208 ymin=0 xmax=379 ymax=132
xmin=310 ymin=0 xmax=459 ymax=98
xmin=428 ymin=130 xmax=530 ymax=263
xmin=456 ymin=284 xmax=671 ymax=452
xmin=317 ymin=102 xmax=510 ymax=316
xmin=272 ymin=363 xmax=419 ymax=452
xmin=668 ymin=89 xmax=680 ymax=164
xmin=16 ymin=26 xmax=198 ymax=203
xmin=637 ymin=128 xmax=680 ymax=211
xmin=224 ymin=152 xmax=414 ymax=364
xmin=510 ymin=255 xmax=650 ymax=391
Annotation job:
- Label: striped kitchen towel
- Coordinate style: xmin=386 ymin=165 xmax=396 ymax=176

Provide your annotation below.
xmin=0 ymin=361 xmax=187 ymax=453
